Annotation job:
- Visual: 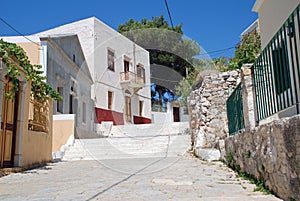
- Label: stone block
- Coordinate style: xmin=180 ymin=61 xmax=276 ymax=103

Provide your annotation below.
xmin=202 ymin=93 xmax=211 ymax=98
xmin=195 ymin=148 xmax=221 ymax=162
xmin=229 ymin=70 xmax=239 ymax=78
xmin=190 ymin=100 xmax=196 ymax=106
xmin=212 ymin=81 xmax=219 ymax=85
xmin=227 ymin=77 xmax=236 ymax=82
xmin=221 ymin=72 xmax=229 ymax=79
xmin=201 ymin=100 xmax=211 ymax=107
xmin=242 ymin=67 xmax=251 ymax=76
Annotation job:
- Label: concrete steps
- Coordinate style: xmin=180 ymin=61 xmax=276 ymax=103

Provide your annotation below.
xmin=109 ymin=122 xmax=189 ymax=137
xmin=62 ymin=122 xmax=190 ymax=161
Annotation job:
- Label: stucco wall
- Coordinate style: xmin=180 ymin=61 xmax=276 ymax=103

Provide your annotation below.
xmin=44 ymin=36 xmax=94 ymax=134
xmin=19 ymin=88 xmax=53 ymax=167
xmin=225 ymin=115 xmax=300 ymax=201
xmin=52 ymin=114 xmax=75 ymax=152
xmin=22 ymin=131 xmax=52 ymax=167
xmin=16 ymin=42 xmax=40 ymax=65
xmin=254 ymin=0 xmax=299 ymax=49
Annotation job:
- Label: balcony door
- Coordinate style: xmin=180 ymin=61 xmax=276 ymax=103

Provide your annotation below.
xmin=124 ymin=60 xmax=130 ymax=72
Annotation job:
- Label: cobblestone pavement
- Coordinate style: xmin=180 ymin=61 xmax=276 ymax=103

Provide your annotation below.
xmin=0 ymin=154 xmax=282 ymax=201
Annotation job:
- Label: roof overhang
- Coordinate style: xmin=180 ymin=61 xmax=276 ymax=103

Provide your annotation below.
xmin=252 ymin=0 xmax=265 ymax=12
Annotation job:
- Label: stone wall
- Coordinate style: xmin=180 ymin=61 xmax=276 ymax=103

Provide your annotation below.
xmin=188 ymin=70 xmax=241 ymax=161
xmin=225 ymin=115 xmax=300 ymax=201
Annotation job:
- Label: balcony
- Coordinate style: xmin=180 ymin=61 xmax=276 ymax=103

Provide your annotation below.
xmin=119 ymin=71 xmax=145 ymax=89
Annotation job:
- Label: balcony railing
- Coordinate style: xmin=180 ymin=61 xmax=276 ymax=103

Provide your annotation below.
xmin=119 ymin=71 xmax=145 ymax=88
xmin=252 ymin=4 xmax=300 ymax=122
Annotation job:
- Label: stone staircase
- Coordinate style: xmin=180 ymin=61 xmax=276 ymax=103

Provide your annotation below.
xmin=109 ymin=122 xmax=189 ymax=137
xmin=62 ymin=122 xmax=190 ymax=161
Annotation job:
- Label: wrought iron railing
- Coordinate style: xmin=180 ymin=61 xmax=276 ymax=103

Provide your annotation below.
xmin=28 ymin=97 xmax=50 ymax=133
xmin=226 ymin=83 xmax=245 ymax=135
xmin=120 ymin=71 xmax=144 ymax=85
xmin=252 ymin=4 xmax=300 ymax=122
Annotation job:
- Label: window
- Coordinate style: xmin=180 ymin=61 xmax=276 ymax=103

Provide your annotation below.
xmin=137 ymin=65 xmax=145 ymax=82
xmin=72 ymin=54 xmax=76 ymax=63
xmin=108 ymin=91 xmax=113 ymax=110
xmin=272 ymin=40 xmax=291 ymax=94
xmin=107 ymin=50 xmax=115 ymax=71
xmin=57 ymin=87 xmax=63 ymax=113
xmin=69 ymin=80 xmax=78 ymax=114
xmin=124 ymin=60 xmax=130 ymax=72
xmin=82 ymin=102 xmax=86 ymax=123
xmin=69 ymin=94 xmax=74 ymax=114
xmin=139 ymin=101 xmax=143 ymax=116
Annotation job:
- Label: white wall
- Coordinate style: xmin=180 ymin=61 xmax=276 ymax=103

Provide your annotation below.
xmin=93 ymin=18 xmax=151 ymax=120
xmin=152 ymin=102 xmax=173 ymax=123
xmin=254 ymin=0 xmax=299 ymax=48
xmin=35 ymin=17 xmax=152 ymax=122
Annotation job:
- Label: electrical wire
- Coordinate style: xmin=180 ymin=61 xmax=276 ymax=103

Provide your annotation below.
xmin=0 ymin=17 xmax=237 ymax=59
xmin=164 ymin=0 xmax=174 ymax=28
xmin=0 ymin=17 xmax=40 ymax=46
xmin=198 ymin=46 xmax=235 ymax=56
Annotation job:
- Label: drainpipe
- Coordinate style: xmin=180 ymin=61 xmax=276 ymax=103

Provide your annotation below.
xmin=133 ymin=43 xmax=136 ymax=73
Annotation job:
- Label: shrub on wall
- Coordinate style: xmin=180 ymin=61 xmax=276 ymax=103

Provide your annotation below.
xmin=0 ymin=39 xmax=62 ymax=101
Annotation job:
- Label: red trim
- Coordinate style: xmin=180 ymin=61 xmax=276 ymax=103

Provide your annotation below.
xmin=133 ymin=115 xmax=152 ymax=124
xmin=95 ymin=107 xmax=124 ymax=125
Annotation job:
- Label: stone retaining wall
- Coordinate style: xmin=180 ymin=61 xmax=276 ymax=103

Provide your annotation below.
xmin=225 ymin=115 xmax=300 ymax=201
xmin=188 ymin=70 xmax=241 ymax=160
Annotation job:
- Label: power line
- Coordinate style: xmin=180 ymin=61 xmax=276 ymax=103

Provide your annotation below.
xmin=0 ymin=17 xmax=236 ymax=58
xmin=164 ymin=0 xmax=174 ymax=28
xmin=198 ymin=46 xmax=236 ymax=56
xmin=0 ymin=17 xmax=40 ymax=46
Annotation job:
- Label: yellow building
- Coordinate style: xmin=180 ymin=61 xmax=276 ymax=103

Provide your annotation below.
xmin=0 ymin=58 xmax=53 ymax=169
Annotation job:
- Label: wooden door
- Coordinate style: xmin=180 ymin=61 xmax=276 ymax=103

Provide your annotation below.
xmin=0 ymin=78 xmax=17 ymax=168
xmin=125 ymin=96 xmax=131 ymax=123
xmin=173 ymin=107 xmax=180 ymax=122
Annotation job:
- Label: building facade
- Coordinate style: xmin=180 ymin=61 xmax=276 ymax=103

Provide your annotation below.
xmin=35 ymin=17 xmax=152 ymax=127
xmin=253 ymin=0 xmax=299 ymax=49
xmin=251 ymin=0 xmax=300 ymax=122
xmin=1 ymin=35 xmax=94 ymax=137
xmin=0 ymin=58 xmax=53 ymax=169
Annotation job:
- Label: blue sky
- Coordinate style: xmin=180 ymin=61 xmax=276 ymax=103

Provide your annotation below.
xmin=1 ymin=0 xmax=257 ymax=58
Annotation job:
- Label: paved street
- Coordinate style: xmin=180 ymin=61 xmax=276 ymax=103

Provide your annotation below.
xmin=0 ymin=129 xmax=282 ymax=201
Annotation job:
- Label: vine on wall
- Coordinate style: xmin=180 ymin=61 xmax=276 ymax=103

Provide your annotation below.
xmin=0 ymin=39 xmax=62 ymax=101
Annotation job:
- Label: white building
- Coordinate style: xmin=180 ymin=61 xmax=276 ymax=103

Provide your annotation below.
xmin=240 ymin=19 xmax=259 ymax=40
xmin=35 ymin=17 xmax=152 ymax=127
xmin=251 ymin=0 xmax=300 ymax=121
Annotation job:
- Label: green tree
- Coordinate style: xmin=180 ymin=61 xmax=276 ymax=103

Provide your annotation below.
xmin=211 ymin=56 xmax=230 ymax=72
xmin=119 ymin=15 xmax=202 ymax=106
xmin=118 ymin=15 xmax=200 ymax=76
xmin=229 ymin=31 xmax=261 ymax=70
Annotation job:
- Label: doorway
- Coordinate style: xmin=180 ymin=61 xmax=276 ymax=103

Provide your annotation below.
xmin=173 ymin=107 xmax=180 ymax=122
xmin=0 ymin=78 xmax=18 ymax=168
xmin=125 ymin=96 xmax=131 ymax=123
